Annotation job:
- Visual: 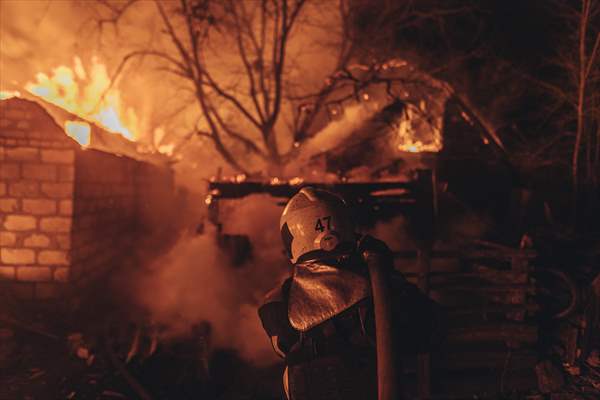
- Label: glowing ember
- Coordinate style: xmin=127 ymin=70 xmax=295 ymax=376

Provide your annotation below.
xmin=401 ymin=144 xmax=420 ymax=153
xmin=64 ymin=120 xmax=91 ymax=147
xmin=235 ymin=174 xmax=247 ymax=183
xmin=397 ymin=139 xmax=441 ymax=153
xmin=460 ymin=111 xmax=474 ymax=125
xmin=289 ymin=177 xmax=304 ymax=185
xmin=25 ymin=56 xmax=139 ymax=142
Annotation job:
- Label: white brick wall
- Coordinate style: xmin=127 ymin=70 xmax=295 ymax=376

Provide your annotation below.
xmin=0 ymin=98 xmax=76 ymax=299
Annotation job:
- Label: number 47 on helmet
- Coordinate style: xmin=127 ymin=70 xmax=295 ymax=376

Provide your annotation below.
xmin=279 ymin=187 xmax=357 ymax=264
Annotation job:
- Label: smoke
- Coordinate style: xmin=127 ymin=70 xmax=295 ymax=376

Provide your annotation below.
xmin=135 ymin=195 xmax=288 ymax=366
xmin=293 ymin=103 xmax=380 ymax=164
xmin=0 ymin=1 xmax=87 ymax=89
xmin=368 ymin=215 xmax=414 ymax=252
xmin=0 ymin=1 xmax=186 ymax=145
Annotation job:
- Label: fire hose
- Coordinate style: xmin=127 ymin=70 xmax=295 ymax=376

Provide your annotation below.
xmin=363 ymin=249 xmax=403 ymax=400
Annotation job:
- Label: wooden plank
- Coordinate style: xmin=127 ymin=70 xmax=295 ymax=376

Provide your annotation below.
xmin=448 ymin=322 xmax=538 ymax=344
xmin=403 ymin=271 xmax=529 ymax=283
xmin=430 ymin=284 xmax=534 ymax=292
xmin=208 ymin=181 xmax=414 ymax=199
xmin=393 ymin=249 xmax=536 ymax=260
xmin=433 ymin=368 xmax=537 ymax=398
xmin=429 ymin=289 xmax=530 ymax=307
xmin=444 ymin=304 xmax=539 ymax=316
xmin=472 ymin=265 xmax=529 ymax=283
xmin=439 ymin=350 xmax=538 ymax=371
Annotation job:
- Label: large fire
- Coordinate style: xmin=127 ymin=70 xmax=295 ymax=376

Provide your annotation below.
xmin=25 ymin=56 xmax=139 ymax=146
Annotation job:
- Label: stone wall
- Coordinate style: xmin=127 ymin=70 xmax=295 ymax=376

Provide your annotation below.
xmin=0 ymin=98 xmax=175 ymax=300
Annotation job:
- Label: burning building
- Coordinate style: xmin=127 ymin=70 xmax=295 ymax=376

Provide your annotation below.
xmin=0 ymin=96 xmax=175 ymax=300
xmin=1 ymin=1 xmax=598 ymax=399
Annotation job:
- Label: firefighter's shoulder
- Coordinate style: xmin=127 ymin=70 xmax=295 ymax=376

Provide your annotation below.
xmin=262 ymin=277 xmax=291 ymax=304
xmin=258 ymin=277 xmax=292 ymax=337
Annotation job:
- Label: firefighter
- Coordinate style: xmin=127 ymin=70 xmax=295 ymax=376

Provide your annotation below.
xmin=258 ymin=187 xmax=440 ymax=400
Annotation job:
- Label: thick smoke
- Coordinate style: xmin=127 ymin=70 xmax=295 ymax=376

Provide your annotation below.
xmin=135 ymin=195 xmax=289 ymax=366
xmin=0 ymin=1 xmax=86 ymax=89
xmin=291 ymin=103 xmax=380 ymax=167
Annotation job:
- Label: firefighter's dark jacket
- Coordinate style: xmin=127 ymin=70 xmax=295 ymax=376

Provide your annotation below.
xmin=258 ymin=236 xmax=444 ymax=371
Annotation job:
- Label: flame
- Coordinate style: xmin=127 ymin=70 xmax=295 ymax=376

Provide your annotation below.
xmin=289 ymin=177 xmax=304 ymax=185
xmin=397 ymin=137 xmax=441 ymax=153
xmin=0 ymin=90 xmax=21 ymax=100
xmin=235 ymin=174 xmax=247 ymax=183
xmin=25 ymin=56 xmax=139 ymax=143
xmin=64 ymin=120 xmax=91 ymax=147
xmin=157 ymin=144 xmax=175 ymax=156
xmin=396 ymin=107 xmax=443 ymax=153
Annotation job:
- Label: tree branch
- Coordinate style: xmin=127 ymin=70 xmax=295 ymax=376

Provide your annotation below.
xmin=94 ymin=0 xmax=139 ymax=34
xmin=229 ymin=1 xmax=267 ymax=123
xmin=585 ymin=32 xmax=600 ymax=79
xmin=209 ymin=105 xmax=267 ymax=159
xmin=155 ymin=0 xmax=194 ymax=77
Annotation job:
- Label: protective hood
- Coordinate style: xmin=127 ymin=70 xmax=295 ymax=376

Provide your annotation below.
xmin=288 ymin=260 xmax=371 ymax=332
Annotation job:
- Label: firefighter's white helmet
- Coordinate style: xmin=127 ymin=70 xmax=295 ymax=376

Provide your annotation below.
xmin=280 ymin=187 xmax=356 ymax=264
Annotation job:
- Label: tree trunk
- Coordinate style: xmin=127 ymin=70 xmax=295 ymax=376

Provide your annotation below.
xmin=572 ymin=0 xmax=591 ymax=226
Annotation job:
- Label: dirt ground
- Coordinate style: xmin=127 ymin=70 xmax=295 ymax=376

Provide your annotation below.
xmin=0 ymin=324 xmax=284 ymax=400
xmin=2 ymin=320 xmax=599 ymax=400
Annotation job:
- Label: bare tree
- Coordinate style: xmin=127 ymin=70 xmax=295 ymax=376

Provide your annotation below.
xmin=90 ymin=0 xmax=478 ymax=176
xmin=533 ymin=0 xmax=600 ymax=223
xmin=91 ymin=0 xmax=354 ymax=175
xmin=560 ymin=0 xmax=600 ymax=205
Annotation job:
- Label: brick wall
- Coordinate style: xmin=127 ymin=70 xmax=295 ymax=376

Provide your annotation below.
xmin=0 ymin=98 xmax=175 ymax=300
xmin=136 ymin=161 xmax=175 ymax=232
xmin=70 ymin=149 xmax=138 ymax=284
xmin=0 ymin=98 xmax=76 ymax=299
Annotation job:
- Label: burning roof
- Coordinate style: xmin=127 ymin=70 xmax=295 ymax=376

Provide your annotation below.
xmin=285 ymin=59 xmax=507 ymax=182
xmin=0 ymin=95 xmax=170 ymax=167
xmin=1 ymin=55 xmax=172 ymax=165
